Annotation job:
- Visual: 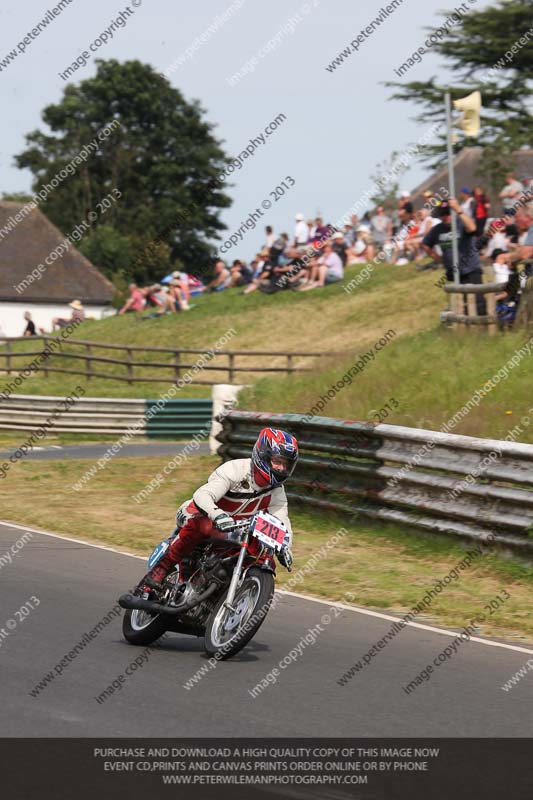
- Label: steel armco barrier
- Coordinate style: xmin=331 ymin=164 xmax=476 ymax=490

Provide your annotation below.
xmin=0 ymin=394 xmax=213 ymax=437
xmin=216 ymin=410 xmax=533 ymax=554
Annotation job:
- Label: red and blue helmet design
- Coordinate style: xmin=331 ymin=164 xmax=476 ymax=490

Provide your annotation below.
xmin=252 ymin=428 xmax=299 ymax=488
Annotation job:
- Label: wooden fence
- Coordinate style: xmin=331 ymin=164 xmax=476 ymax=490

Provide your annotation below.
xmin=441 ymin=282 xmax=501 ymax=333
xmin=0 ymin=337 xmax=343 ymax=386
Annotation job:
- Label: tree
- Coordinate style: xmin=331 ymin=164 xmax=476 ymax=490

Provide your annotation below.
xmin=77 ymin=225 xmax=132 ymax=279
xmin=15 ymin=59 xmax=232 ymax=281
xmin=368 ymin=150 xmax=409 ymax=212
xmin=385 ymin=0 xmax=533 ymax=184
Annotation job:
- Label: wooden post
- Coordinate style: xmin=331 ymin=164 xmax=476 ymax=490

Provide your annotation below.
xmin=5 ymin=340 xmax=11 ymax=375
xmin=486 ymin=291 xmax=497 ymax=336
xmin=287 ymin=354 xmax=294 ymax=376
xmin=174 ymin=351 xmax=181 ymax=383
xmin=127 ymin=348 xmax=133 ymax=384
xmin=467 ymin=292 xmax=477 ymax=327
xmin=42 ymin=337 xmax=49 ymax=378
xmin=228 ymin=353 xmax=235 ymax=383
xmin=86 ymin=343 xmax=92 ymax=380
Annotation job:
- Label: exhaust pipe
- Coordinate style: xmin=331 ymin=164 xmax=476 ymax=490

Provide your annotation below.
xmin=118 ymin=581 xmax=218 ymax=616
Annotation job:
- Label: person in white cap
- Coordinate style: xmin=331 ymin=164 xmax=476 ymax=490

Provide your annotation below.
xmin=294 ymin=213 xmax=310 ymax=247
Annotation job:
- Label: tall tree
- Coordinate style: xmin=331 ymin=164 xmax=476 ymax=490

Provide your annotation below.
xmin=15 ymin=59 xmax=232 ymax=281
xmin=385 ymin=0 xmax=533 ymax=186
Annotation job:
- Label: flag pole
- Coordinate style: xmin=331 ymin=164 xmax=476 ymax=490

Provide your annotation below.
xmin=445 ymin=91 xmax=460 ymax=285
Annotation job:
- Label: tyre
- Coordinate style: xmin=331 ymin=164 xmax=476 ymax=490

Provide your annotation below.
xmin=204 ymin=567 xmax=274 ymax=660
xmin=122 ymin=607 xmax=167 ymax=646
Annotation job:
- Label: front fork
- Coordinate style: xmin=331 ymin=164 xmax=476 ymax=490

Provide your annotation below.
xmin=224 ymin=531 xmax=250 ymax=612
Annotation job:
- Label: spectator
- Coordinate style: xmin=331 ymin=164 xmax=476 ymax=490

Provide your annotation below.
xmin=118 ymin=284 xmax=145 ymax=315
xmin=459 ymin=187 xmax=474 ymax=217
xmin=302 ymin=242 xmax=344 ymax=289
xmin=491 ymin=249 xmax=511 ymax=284
xmin=369 ymin=206 xmax=392 ymax=253
xmin=343 ymin=222 xmax=356 ymax=247
xmin=171 ymin=270 xmax=191 ymax=304
xmin=23 ymin=311 xmax=36 ymax=336
xmin=205 ymin=260 xmax=232 ymax=292
xmin=331 ymin=231 xmax=348 ymax=265
xmin=230 ymin=259 xmax=254 ymax=287
xmin=264 ymin=225 xmax=275 ymax=249
xmin=307 ymin=219 xmax=317 ymax=239
xmin=422 ymin=198 xmax=485 ymax=312
xmin=169 ymin=277 xmax=190 ymax=310
xmin=314 ymin=217 xmax=330 ymax=240
xmin=399 ymin=190 xmax=414 ymax=214
xmin=53 ymin=299 xmax=86 ymax=328
xmin=472 ymin=186 xmax=490 ymax=236
xmin=269 ymin=232 xmax=289 ymax=265
xmin=499 ymin=172 xmax=523 ymax=214
xmin=294 ymin=213 xmax=309 ymax=247
xmin=352 ymin=225 xmax=375 ymax=262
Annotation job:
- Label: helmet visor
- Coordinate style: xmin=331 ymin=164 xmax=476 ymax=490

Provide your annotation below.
xmin=270 ymin=454 xmax=296 ymax=481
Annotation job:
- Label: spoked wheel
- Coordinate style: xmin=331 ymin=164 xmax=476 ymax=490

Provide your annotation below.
xmin=204 ymin=568 xmax=274 ymax=660
xmin=122 ymin=606 xmax=167 ymax=646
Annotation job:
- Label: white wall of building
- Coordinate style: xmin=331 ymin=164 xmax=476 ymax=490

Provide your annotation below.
xmin=0 ymin=302 xmax=112 ymax=338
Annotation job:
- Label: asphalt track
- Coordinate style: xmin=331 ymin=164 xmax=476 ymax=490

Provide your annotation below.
xmin=1 ymin=520 xmax=532 ymax=738
xmin=0 ymin=441 xmax=211 ymax=461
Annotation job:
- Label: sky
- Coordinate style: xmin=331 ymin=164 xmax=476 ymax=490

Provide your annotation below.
xmin=0 ymin=0 xmax=492 ymax=260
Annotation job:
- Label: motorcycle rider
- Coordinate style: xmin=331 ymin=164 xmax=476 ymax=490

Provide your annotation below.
xmin=143 ymin=428 xmax=298 ymax=589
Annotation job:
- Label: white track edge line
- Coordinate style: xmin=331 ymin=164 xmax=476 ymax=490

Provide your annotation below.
xmin=3 ymin=519 xmax=533 ymax=657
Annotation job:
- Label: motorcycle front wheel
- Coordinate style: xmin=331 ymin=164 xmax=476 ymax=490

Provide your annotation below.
xmin=122 ymin=607 xmax=167 ymax=646
xmin=204 ymin=567 xmax=274 ymax=660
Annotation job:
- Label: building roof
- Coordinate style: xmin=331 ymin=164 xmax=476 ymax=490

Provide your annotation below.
xmin=410 ymin=147 xmax=533 ymax=211
xmin=0 ymin=201 xmax=114 ymax=304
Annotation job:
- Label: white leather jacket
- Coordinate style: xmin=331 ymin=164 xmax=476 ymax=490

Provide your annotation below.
xmin=178 ymin=458 xmax=292 ymax=546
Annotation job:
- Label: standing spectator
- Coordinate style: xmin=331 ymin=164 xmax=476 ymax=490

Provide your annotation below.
xmin=264 ymin=225 xmax=275 ymax=249
xmin=499 ymin=172 xmax=523 ymax=214
xmin=472 ymin=185 xmax=490 ymax=236
xmin=314 ymin=217 xmax=330 ymax=241
xmin=23 ymin=311 xmax=36 ymax=336
xmin=369 ymin=206 xmax=391 ymax=253
xmin=422 ymin=198 xmax=485 ymax=312
xmin=269 ymin=232 xmax=289 ymax=265
xmin=399 ymin=190 xmax=414 ymax=214
xmin=118 ymin=284 xmax=145 ymax=315
xmin=294 ymin=213 xmax=309 ymax=247
xmin=459 ymin=187 xmax=474 ymax=217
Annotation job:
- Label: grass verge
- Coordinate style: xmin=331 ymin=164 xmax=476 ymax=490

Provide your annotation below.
xmin=1 ymin=454 xmax=532 ymax=643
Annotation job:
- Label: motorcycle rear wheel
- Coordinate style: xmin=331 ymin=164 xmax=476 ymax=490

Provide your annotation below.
xmin=204 ymin=567 xmax=274 ymax=660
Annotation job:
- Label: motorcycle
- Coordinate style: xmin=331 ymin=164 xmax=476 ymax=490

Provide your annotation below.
xmin=118 ymin=511 xmax=291 ymax=660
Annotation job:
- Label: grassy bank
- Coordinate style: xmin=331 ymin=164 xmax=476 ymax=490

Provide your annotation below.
xmin=1 ymin=261 xmax=442 ymax=399
xmin=242 ymin=327 xmax=533 ymax=442
xmin=1 ymin=454 xmax=532 ymax=643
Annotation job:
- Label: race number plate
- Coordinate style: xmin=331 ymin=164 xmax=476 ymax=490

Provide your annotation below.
xmin=251 ymin=511 xmax=287 ymax=551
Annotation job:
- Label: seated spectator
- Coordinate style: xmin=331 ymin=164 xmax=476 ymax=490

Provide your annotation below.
xmin=118 ymin=284 xmax=145 ymax=315
xmin=23 ymin=311 xmax=36 ymax=336
xmin=351 ymin=226 xmax=374 ymax=262
xmin=331 ymin=231 xmax=348 ymax=266
xmin=314 ymin=217 xmax=331 ymax=241
xmin=205 ymin=260 xmax=232 ymax=292
xmin=53 ymin=299 xmax=86 ymax=328
xmin=491 ymin=249 xmax=511 ymax=284
xmin=399 ymin=190 xmax=414 ymax=214
xmin=230 ymin=259 xmax=254 ymax=287
xmin=302 ymin=243 xmax=344 ymax=289
xmin=169 ymin=277 xmax=190 ymax=310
